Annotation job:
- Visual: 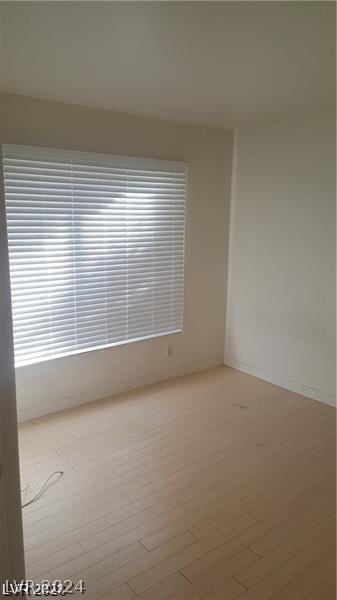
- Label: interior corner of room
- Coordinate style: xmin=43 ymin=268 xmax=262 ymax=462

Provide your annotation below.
xmin=2 ymin=96 xmax=335 ymax=421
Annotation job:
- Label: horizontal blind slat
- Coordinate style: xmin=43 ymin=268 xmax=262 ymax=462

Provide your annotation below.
xmin=3 ymin=144 xmax=186 ymax=366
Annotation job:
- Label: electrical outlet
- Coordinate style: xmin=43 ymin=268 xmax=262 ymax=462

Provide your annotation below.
xmin=167 ymin=344 xmax=174 ymax=357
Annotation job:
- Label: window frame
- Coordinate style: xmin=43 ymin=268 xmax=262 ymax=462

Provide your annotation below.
xmin=3 ymin=144 xmax=188 ymax=367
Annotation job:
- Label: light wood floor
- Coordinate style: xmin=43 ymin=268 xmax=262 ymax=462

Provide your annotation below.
xmin=18 ymin=366 xmax=336 ymax=600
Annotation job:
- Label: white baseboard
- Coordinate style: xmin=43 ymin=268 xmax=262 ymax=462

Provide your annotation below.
xmin=224 ymin=356 xmax=336 ymax=407
xmin=17 ymin=356 xmax=223 ymax=422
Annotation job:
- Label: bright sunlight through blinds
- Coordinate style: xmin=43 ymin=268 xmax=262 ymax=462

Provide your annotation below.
xmin=3 ymin=145 xmax=186 ymax=367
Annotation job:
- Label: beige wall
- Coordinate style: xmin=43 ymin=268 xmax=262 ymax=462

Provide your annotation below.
xmin=225 ymin=112 xmax=336 ymax=406
xmin=2 ymin=93 xmax=233 ymax=420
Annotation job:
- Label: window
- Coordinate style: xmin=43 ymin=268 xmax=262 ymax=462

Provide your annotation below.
xmin=3 ymin=144 xmax=186 ymax=367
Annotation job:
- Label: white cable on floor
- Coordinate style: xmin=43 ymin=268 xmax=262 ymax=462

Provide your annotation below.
xmin=21 ymin=470 xmax=64 ymax=508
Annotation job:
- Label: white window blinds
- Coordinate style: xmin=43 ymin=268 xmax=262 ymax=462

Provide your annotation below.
xmin=3 ymin=144 xmax=186 ymax=367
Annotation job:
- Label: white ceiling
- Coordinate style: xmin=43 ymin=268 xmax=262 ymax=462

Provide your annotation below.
xmin=1 ymin=1 xmax=335 ymax=129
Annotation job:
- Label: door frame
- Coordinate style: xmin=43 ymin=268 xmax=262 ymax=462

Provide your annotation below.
xmin=0 ymin=114 xmax=25 ymax=581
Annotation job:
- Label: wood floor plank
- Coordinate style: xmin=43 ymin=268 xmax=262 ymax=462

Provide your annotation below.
xmin=27 ymin=542 xmax=85 ymax=580
xmin=18 ymin=366 xmax=336 ymax=599
xmin=98 ymin=583 xmax=136 ymax=600
xmin=145 ymin=550 xmax=252 ymax=600
xmin=234 ymin=533 xmax=335 ymax=600
xmin=270 ymin=549 xmax=336 ymax=600
xmin=80 ymin=505 xmax=188 ymax=553
xmin=202 ymin=578 xmax=247 ymax=600
xmin=24 ymin=517 xmax=110 ymax=563
xmin=250 ymin=493 xmax=335 ymax=558
xmin=131 ymin=572 xmax=190 ymax=600
xmin=128 ymin=532 xmax=258 ymax=594
xmin=68 ymin=531 xmax=197 ymax=598
xmin=305 ymin=574 xmax=336 ymax=600
xmin=235 ymin=515 xmax=332 ymax=589
xmin=49 ymin=539 xmax=149 ymax=583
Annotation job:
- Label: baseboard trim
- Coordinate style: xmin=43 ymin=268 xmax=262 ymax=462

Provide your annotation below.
xmin=17 ymin=356 xmax=223 ymax=422
xmin=224 ymin=356 xmax=336 ymax=408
